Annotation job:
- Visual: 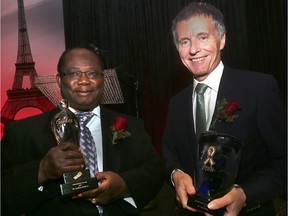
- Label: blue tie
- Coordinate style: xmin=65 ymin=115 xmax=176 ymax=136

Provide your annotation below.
xmin=75 ymin=112 xmax=98 ymax=177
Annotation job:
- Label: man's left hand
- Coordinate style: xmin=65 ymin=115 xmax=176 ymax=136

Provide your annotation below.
xmin=205 ymin=186 xmax=246 ymax=216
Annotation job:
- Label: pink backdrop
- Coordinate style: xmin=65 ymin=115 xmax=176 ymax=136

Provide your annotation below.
xmin=1 ymin=0 xmax=65 ymax=137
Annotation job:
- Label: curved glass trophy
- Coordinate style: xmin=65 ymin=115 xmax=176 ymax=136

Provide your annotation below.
xmin=187 ymin=131 xmax=242 ymax=215
xmin=51 ymin=99 xmax=80 ymax=145
xmin=51 ymin=99 xmax=98 ymax=197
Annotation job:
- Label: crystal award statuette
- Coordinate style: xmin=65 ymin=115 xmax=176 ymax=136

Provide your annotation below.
xmin=51 ymin=99 xmax=98 ymax=197
xmin=187 ymin=131 xmax=242 ymax=215
xmin=51 ymin=99 xmax=80 ymax=145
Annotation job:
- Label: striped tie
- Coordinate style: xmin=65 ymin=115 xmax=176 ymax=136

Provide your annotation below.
xmin=75 ymin=112 xmax=98 ymax=176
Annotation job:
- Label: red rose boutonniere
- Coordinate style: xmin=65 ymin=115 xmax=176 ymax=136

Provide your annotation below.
xmin=111 ymin=116 xmax=131 ymax=145
xmin=211 ymin=98 xmax=241 ymax=128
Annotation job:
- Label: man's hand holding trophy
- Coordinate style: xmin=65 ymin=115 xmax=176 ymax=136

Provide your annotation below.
xmin=51 ymin=99 xmax=99 ymax=197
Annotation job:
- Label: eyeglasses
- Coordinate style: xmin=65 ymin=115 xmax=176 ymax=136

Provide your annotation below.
xmin=61 ymin=70 xmax=104 ymax=79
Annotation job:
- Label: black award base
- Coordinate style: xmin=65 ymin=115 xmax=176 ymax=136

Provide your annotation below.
xmin=60 ymin=169 xmax=98 ymax=197
xmin=187 ymin=195 xmax=226 ymax=216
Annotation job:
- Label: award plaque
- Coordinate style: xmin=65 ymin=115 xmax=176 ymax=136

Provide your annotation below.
xmin=187 ymin=131 xmax=242 ymax=215
xmin=51 ymin=99 xmax=98 ymax=197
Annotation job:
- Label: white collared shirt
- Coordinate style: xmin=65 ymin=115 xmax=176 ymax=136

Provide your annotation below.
xmin=69 ymin=106 xmax=103 ymax=172
xmin=192 ymin=61 xmax=224 ymax=131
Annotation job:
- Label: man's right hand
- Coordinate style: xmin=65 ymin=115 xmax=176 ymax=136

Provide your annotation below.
xmin=172 ymin=170 xmax=198 ymax=212
xmin=38 ymin=142 xmax=84 ymax=185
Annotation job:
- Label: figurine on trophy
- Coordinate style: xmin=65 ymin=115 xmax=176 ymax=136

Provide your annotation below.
xmin=51 ymin=99 xmax=98 ymax=197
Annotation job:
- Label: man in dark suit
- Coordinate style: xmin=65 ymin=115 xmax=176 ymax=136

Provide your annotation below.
xmin=2 ymin=47 xmax=164 ymax=216
xmin=162 ymin=2 xmax=286 ymax=216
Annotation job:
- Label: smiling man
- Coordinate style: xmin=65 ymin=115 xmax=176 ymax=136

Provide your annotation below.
xmin=175 ymin=15 xmax=225 ymax=81
xmin=56 ymin=48 xmax=105 ymax=111
xmin=2 ymin=47 xmax=164 ymax=216
xmin=162 ymin=2 xmax=286 ymax=216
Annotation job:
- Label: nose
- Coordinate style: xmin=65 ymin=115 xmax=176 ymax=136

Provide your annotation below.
xmin=189 ymin=41 xmax=200 ymax=55
xmin=77 ymin=73 xmax=91 ymax=84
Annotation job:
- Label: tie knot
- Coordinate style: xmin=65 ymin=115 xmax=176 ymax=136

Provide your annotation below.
xmin=75 ymin=112 xmax=95 ymax=125
xmin=195 ymin=83 xmax=208 ymax=95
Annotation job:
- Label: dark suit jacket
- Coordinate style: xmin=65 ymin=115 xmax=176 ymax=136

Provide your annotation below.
xmin=162 ymin=67 xmax=287 ymax=215
xmin=2 ymin=106 xmax=164 ymax=216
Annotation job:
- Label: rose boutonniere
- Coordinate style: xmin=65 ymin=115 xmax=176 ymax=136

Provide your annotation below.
xmin=211 ymin=98 xmax=241 ymax=128
xmin=111 ymin=116 xmax=131 ymax=145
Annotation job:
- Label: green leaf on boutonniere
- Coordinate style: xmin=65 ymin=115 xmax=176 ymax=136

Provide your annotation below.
xmin=211 ymin=98 xmax=241 ymax=128
xmin=111 ymin=117 xmax=131 ymax=145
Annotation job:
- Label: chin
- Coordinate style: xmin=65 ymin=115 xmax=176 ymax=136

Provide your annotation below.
xmin=194 ymin=73 xmax=209 ymax=81
xmin=70 ymin=103 xmax=95 ymax=112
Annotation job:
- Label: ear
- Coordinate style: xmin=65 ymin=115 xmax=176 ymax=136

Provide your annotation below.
xmin=56 ymin=74 xmax=61 ymax=88
xmin=220 ymin=33 xmax=226 ymax=50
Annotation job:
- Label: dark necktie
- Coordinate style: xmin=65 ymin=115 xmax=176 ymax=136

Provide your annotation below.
xmin=195 ymin=83 xmax=209 ymax=140
xmin=75 ymin=112 xmax=98 ymax=176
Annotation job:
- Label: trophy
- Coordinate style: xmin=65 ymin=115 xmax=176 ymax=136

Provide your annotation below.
xmin=187 ymin=131 xmax=242 ymax=215
xmin=51 ymin=99 xmax=98 ymax=197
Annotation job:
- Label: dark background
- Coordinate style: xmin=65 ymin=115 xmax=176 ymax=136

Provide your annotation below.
xmin=62 ymin=0 xmax=287 ymax=153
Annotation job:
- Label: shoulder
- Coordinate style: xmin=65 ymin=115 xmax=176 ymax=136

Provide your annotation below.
xmin=221 ymin=67 xmax=285 ymax=105
xmin=100 ymin=106 xmax=144 ymax=126
xmin=4 ymin=109 xmax=57 ymax=132
xmin=169 ymin=84 xmax=193 ymax=103
xmin=223 ymin=67 xmax=276 ymax=82
xmin=222 ymin=67 xmax=280 ymax=91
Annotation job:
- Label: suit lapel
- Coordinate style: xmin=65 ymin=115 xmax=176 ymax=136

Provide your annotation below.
xmin=209 ymin=68 xmax=231 ymax=132
xmin=184 ymin=85 xmax=198 ymax=163
xmin=100 ymin=107 xmax=122 ymax=172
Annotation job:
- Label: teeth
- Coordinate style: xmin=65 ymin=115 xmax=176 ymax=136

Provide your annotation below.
xmin=191 ymin=57 xmax=205 ymax=62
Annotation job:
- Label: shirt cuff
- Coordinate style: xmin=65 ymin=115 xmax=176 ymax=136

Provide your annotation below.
xmin=170 ymin=169 xmax=184 ymax=187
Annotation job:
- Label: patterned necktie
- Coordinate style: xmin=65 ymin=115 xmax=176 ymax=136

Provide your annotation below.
xmin=195 ymin=83 xmax=209 ymax=140
xmin=75 ymin=112 xmax=98 ymax=176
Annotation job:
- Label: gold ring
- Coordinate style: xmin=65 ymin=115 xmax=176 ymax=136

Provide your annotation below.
xmin=91 ymin=198 xmax=97 ymax=204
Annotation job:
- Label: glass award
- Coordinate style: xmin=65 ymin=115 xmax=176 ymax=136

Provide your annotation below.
xmin=51 ymin=99 xmax=98 ymax=197
xmin=51 ymin=99 xmax=80 ymax=146
xmin=187 ymin=131 xmax=242 ymax=215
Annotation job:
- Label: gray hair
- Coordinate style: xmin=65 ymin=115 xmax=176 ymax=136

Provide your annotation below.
xmin=171 ymin=2 xmax=226 ymax=47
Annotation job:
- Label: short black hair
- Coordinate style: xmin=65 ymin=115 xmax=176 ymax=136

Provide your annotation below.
xmin=57 ymin=46 xmax=105 ymax=74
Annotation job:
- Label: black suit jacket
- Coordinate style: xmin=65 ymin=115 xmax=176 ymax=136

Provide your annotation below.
xmin=162 ymin=67 xmax=287 ymax=214
xmin=2 ymin=106 xmax=164 ymax=216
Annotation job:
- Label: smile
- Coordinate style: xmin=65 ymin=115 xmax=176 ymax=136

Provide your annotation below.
xmin=191 ymin=57 xmax=205 ymax=62
xmin=77 ymin=90 xmax=92 ymax=95
xmin=76 ymin=88 xmax=93 ymax=93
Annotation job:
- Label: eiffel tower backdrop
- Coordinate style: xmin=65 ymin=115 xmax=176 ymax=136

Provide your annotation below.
xmin=1 ymin=0 xmax=55 ymax=125
xmin=1 ymin=0 xmax=125 ymax=129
